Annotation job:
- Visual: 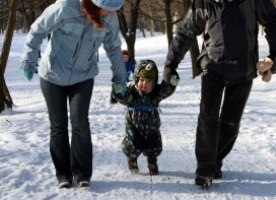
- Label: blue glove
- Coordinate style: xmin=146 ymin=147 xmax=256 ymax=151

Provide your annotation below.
xmin=113 ymin=82 xmax=127 ymax=96
xmin=22 ymin=69 xmax=33 ymax=81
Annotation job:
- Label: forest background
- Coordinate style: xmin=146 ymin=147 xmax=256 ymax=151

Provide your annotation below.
xmin=0 ymin=0 xmax=276 ymax=112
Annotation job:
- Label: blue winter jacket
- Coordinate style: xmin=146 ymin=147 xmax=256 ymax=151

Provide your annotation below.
xmin=21 ymin=0 xmax=126 ymax=86
xmin=125 ymin=58 xmax=135 ymax=81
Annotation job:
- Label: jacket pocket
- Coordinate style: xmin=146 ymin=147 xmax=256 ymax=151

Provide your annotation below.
xmin=196 ymin=48 xmax=209 ymax=76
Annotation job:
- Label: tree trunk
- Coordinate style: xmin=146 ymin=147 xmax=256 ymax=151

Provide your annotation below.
xmin=164 ymin=0 xmax=173 ymax=47
xmin=117 ymin=0 xmax=142 ymax=59
xmin=0 ymin=0 xmax=18 ymax=113
xmin=146 ymin=2 xmax=155 ymax=37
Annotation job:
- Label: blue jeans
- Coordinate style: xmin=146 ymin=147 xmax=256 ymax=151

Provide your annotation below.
xmin=40 ymin=78 xmax=94 ymax=183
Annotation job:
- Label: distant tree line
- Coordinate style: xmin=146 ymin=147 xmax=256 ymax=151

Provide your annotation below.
xmin=0 ymin=0 xmax=195 ymax=113
xmin=1 ymin=0 xmax=275 ymax=113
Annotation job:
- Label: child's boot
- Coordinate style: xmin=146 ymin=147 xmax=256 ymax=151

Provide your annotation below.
xmin=128 ymin=158 xmax=139 ymax=173
xmin=147 ymin=155 xmax=159 ymax=175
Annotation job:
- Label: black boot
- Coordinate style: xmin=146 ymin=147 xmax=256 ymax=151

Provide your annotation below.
xmin=214 ymin=161 xmax=223 ymax=179
xmin=195 ymin=174 xmax=212 ymax=189
xmin=128 ymin=158 xmax=139 ymax=173
xmin=147 ymin=156 xmax=159 ymax=175
xmin=214 ymin=168 xmax=222 ymax=179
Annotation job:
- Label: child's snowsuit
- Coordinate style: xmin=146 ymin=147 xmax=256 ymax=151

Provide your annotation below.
xmin=115 ymin=80 xmax=176 ymax=159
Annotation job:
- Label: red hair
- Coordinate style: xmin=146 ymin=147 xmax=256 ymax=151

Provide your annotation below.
xmin=122 ymin=50 xmax=129 ymax=56
xmin=82 ymin=0 xmax=103 ymax=29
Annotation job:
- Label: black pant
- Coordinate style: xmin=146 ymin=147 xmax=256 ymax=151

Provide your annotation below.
xmin=195 ymin=75 xmax=252 ymax=177
xmin=40 ymin=78 xmax=94 ymax=182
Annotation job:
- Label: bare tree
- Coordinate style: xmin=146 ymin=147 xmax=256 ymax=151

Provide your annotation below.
xmin=163 ymin=0 xmax=200 ymax=77
xmin=164 ymin=0 xmax=173 ymax=47
xmin=118 ymin=0 xmax=142 ymax=59
xmin=0 ymin=0 xmax=18 ymax=113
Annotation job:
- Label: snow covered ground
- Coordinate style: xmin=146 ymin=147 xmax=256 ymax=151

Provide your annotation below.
xmin=0 ymin=32 xmax=276 ymax=200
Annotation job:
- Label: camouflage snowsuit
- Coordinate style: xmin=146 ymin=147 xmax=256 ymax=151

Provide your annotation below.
xmin=115 ymin=80 xmax=176 ymax=159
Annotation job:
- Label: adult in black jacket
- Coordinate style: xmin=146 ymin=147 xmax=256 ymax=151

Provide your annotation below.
xmin=164 ymin=0 xmax=276 ymax=189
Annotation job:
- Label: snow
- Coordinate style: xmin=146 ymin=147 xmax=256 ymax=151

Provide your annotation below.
xmin=0 ymin=32 xmax=276 ymax=200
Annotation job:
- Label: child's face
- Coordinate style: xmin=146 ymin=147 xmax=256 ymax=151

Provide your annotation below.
xmin=137 ymin=77 xmax=155 ymax=93
xmin=123 ymin=55 xmax=129 ymax=62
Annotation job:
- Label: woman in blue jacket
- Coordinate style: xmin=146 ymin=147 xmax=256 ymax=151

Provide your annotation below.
xmin=21 ymin=0 xmax=126 ymax=188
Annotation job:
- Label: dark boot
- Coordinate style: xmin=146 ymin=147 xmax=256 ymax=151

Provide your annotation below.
xmin=214 ymin=168 xmax=222 ymax=179
xmin=128 ymin=158 xmax=139 ymax=173
xmin=195 ymin=174 xmax=212 ymax=189
xmin=147 ymin=156 xmax=158 ymax=175
xmin=214 ymin=161 xmax=222 ymax=179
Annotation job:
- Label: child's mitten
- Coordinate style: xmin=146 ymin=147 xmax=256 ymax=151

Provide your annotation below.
xmin=113 ymin=82 xmax=127 ymax=96
xmin=163 ymin=67 xmax=180 ymax=86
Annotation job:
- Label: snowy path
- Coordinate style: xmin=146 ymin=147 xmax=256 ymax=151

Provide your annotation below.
xmin=0 ymin=33 xmax=276 ymax=199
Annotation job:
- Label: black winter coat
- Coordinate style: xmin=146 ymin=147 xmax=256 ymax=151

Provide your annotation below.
xmin=165 ymin=0 xmax=276 ymax=82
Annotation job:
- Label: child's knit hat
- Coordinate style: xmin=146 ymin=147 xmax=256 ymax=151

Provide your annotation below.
xmin=134 ymin=60 xmax=158 ymax=84
xmin=92 ymin=0 xmax=124 ymax=11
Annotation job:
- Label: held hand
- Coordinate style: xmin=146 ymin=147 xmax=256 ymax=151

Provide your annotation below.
xmin=110 ymin=91 xmax=118 ymax=104
xmin=256 ymin=57 xmax=273 ymax=82
xmin=163 ymin=67 xmax=180 ymax=86
xmin=112 ymin=82 xmax=127 ymax=96
xmin=22 ymin=69 xmax=34 ymax=81
xmin=170 ymin=74 xmax=180 ymax=86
